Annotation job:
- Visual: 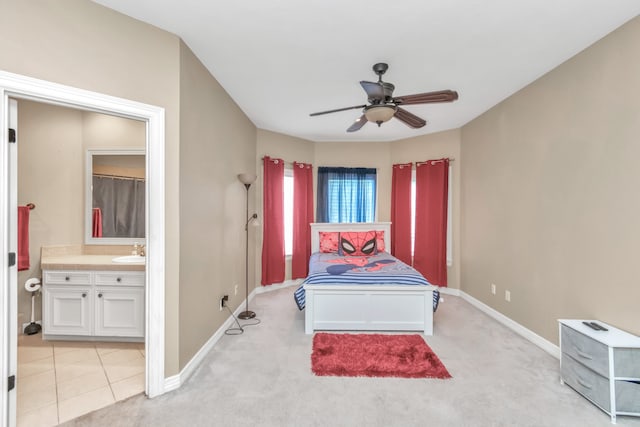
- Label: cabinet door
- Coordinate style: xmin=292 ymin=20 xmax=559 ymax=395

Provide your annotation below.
xmin=95 ymin=287 xmax=145 ymax=337
xmin=43 ymin=286 xmax=92 ymax=336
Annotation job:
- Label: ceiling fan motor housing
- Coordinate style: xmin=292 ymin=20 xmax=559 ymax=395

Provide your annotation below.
xmin=373 ymin=62 xmax=389 ymax=77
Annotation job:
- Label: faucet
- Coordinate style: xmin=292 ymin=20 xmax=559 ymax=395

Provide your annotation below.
xmin=132 ymin=243 xmax=146 ymax=257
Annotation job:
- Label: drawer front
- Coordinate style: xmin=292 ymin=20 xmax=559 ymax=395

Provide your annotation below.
xmin=616 ymin=380 xmax=640 ymax=413
xmin=44 ymin=270 xmax=92 ymax=285
xmin=613 ymin=348 xmax=640 ymax=378
xmin=94 ymin=271 xmax=144 ymax=287
xmin=561 ymin=354 xmax=611 ymax=412
xmin=561 ymin=325 xmax=609 ymax=377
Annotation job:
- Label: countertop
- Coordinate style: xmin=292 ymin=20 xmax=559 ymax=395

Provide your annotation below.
xmin=41 ymin=254 xmax=145 ymax=271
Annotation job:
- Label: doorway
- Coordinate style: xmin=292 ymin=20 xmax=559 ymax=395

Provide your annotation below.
xmin=0 ymin=71 xmax=166 ymax=427
xmin=15 ymin=100 xmax=147 ymax=425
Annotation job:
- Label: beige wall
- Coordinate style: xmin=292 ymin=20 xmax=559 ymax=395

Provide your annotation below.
xmin=17 ymin=102 xmax=83 ymax=327
xmin=391 ymin=129 xmax=462 ymax=289
xmin=16 ymin=101 xmax=144 ymax=330
xmin=1 ymin=0 xmax=182 ymax=375
xmin=178 ymin=41 xmax=257 ymax=368
xmin=460 ymin=16 xmax=640 ymax=342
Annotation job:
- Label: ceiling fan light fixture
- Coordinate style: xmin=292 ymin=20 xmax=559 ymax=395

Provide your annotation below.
xmin=364 ymin=105 xmax=396 ymax=125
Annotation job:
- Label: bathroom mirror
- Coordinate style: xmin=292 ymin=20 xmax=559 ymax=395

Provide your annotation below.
xmin=85 ymin=148 xmax=146 ymax=245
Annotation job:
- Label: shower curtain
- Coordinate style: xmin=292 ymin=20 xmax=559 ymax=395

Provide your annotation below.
xmin=92 ymin=175 xmax=145 ymax=238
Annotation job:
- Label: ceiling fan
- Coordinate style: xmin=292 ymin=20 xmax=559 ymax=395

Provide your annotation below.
xmin=309 ymin=63 xmax=459 ymax=132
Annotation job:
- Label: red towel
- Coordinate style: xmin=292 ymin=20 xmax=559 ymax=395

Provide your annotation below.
xmin=92 ymin=207 xmax=103 ymax=238
xmin=17 ymin=206 xmax=30 ymax=271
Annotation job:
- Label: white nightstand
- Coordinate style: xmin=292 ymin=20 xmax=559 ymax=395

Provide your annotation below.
xmin=558 ymin=319 xmax=640 ymax=424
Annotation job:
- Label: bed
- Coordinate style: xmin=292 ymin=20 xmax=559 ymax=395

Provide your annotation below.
xmin=297 ymin=222 xmax=437 ymax=335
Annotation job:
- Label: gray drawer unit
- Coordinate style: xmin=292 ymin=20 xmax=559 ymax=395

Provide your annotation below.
xmin=559 ymin=320 xmax=640 ymax=424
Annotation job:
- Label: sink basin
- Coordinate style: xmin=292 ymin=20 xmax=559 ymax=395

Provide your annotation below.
xmin=112 ymin=255 xmax=146 ymax=264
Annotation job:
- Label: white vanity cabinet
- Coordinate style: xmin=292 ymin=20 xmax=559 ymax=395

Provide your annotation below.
xmin=43 ymin=269 xmax=144 ymax=340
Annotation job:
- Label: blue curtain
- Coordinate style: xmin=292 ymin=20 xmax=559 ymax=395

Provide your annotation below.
xmin=316 ymin=167 xmax=376 ymax=223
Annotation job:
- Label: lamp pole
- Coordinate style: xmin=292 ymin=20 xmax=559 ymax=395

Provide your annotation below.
xmin=238 ymin=182 xmax=256 ymax=319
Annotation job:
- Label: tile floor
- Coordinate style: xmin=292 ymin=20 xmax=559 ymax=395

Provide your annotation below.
xmin=16 ymin=333 xmax=145 ymax=427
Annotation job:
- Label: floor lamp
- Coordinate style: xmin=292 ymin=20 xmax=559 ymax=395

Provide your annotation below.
xmin=238 ymin=173 xmax=258 ymax=319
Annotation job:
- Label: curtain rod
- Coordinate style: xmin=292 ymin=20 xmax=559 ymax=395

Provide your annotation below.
xmin=93 ymin=173 xmax=145 ymax=181
xmin=414 ymin=158 xmax=455 ymax=166
xmin=261 ymin=157 xmax=295 ymax=166
xmin=418 ymin=158 xmax=455 ymax=162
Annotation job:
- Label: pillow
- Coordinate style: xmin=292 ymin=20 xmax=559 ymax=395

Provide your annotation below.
xmin=375 ymin=230 xmax=386 ymax=253
xmin=338 ymin=231 xmax=377 ymax=256
xmin=319 ymin=231 xmax=339 ymax=253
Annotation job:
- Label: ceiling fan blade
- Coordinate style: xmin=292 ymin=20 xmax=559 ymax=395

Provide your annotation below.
xmin=360 ymin=81 xmax=396 ymax=103
xmin=310 ymin=104 xmax=367 ymax=117
xmin=393 ymin=90 xmax=458 ymax=105
xmin=346 ymin=115 xmax=367 ymax=132
xmin=394 ymin=107 xmax=427 ymax=129
xmin=360 ymin=81 xmax=385 ymax=102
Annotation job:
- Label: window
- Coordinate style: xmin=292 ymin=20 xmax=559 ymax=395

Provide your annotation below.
xmin=411 ymin=165 xmax=453 ymax=265
xmin=316 ymin=167 xmax=377 ymax=223
xmin=284 ymin=169 xmax=293 ymax=256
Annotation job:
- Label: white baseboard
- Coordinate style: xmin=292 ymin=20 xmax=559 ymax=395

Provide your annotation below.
xmin=459 ymin=290 xmax=560 ymax=359
xmin=163 ymin=374 xmax=181 ymax=393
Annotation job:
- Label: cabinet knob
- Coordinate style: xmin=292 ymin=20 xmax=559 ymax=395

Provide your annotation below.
xmin=98 ymin=293 xmax=103 ymax=298
xmin=116 ymin=277 xmax=122 ymax=283
xmin=82 ymin=293 xmax=87 ymax=298
xmin=65 ymin=276 xmax=70 ymax=281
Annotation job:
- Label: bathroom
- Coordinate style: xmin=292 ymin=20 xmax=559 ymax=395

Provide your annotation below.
xmin=16 ymin=99 xmax=147 ymax=426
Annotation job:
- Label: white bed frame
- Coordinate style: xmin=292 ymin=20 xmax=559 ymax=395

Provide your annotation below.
xmin=304 ymin=222 xmax=435 ymax=335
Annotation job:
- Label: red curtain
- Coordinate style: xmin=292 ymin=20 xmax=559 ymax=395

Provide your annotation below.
xmin=261 ymin=156 xmax=285 ymax=285
xmin=414 ymin=159 xmax=449 ymax=286
xmin=292 ymin=162 xmax=314 ymax=279
xmin=390 ymin=163 xmax=412 ymax=264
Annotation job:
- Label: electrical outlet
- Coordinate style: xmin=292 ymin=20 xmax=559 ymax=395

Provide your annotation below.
xmin=219 ymin=295 xmax=229 ymax=311
xmin=234 ymin=284 xmax=238 ymax=296
xmin=505 ymin=290 xmax=511 ymax=302
xmin=490 ymin=283 xmax=496 ymax=295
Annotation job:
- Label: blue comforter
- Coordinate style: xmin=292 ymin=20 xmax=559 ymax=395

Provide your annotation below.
xmin=294 ymin=252 xmax=439 ymax=311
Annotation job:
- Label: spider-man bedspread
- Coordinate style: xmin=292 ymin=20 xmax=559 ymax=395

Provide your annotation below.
xmin=294 ymin=252 xmax=439 ymax=311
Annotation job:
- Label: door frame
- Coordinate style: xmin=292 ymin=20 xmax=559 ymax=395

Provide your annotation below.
xmin=0 ymin=70 xmax=166 ymax=424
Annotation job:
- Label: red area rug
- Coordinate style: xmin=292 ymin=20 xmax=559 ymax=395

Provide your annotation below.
xmin=311 ymin=333 xmax=451 ymax=379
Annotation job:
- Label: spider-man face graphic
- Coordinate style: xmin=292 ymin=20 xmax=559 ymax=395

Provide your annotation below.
xmin=339 ymin=231 xmax=377 ymax=256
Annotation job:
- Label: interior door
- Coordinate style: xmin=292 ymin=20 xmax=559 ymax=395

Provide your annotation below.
xmin=1 ymin=97 xmax=18 ymax=427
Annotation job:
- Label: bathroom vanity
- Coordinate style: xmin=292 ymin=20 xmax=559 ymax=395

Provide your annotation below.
xmin=41 ymin=247 xmax=145 ymax=341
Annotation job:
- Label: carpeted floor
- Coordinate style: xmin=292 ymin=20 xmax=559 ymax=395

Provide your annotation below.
xmin=63 ymin=288 xmax=640 ymax=427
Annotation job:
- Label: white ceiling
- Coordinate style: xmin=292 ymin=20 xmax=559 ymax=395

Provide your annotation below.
xmin=93 ymin=0 xmax=639 ymax=142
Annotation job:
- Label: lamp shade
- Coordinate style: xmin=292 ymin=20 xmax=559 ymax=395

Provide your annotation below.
xmin=238 ymin=173 xmax=257 ymax=185
xmin=364 ymin=105 xmax=396 ymax=123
